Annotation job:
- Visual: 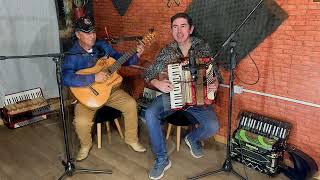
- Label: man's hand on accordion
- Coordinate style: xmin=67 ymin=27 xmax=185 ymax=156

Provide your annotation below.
xmin=150 ymin=79 xmax=174 ymax=93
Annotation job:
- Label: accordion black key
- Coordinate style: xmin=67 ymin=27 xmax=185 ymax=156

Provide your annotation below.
xmin=231 ymin=111 xmax=292 ymax=176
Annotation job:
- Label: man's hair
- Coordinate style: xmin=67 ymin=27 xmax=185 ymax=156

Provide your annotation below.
xmin=170 ymin=12 xmax=193 ymax=28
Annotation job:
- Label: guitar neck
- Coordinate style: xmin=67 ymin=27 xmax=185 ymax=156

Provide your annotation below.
xmin=119 ymin=36 xmax=142 ymax=41
xmin=103 ymin=48 xmax=137 ymax=74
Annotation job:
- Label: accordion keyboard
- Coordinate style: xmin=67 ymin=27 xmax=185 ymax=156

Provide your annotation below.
xmin=168 ymin=63 xmax=184 ymax=109
xmin=238 ymin=111 xmax=291 ymax=141
xmin=4 ymin=87 xmax=43 ymax=106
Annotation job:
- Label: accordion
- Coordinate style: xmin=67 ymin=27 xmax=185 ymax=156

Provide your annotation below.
xmin=137 ymin=87 xmax=162 ymax=123
xmin=1 ymin=88 xmax=51 ymax=129
xmin=167 ymin=57 xmax=216 ymax=109
xmin=231 ymin=111 xmax=292 ymax=176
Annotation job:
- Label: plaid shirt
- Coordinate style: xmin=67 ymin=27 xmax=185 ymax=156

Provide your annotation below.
xmin=144 ymin=37 xmax=223 ymax=83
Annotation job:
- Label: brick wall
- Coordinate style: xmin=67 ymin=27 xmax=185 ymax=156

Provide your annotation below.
xmin=93 ymin=0 xmax=320 ymax=166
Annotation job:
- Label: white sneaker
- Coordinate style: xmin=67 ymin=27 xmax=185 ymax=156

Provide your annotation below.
xmin=76 ymin=145 xmax=92 ymax=161
xmin=127 ymin=142 xmax=146 ymax=152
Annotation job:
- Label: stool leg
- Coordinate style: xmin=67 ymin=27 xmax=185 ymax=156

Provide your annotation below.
xmin=176 ymin=126 xmax=181 ymax=151
xmin=166 ymin=124 xmax=173 ymax=140
xmin=106 ymin=121 xmax=111 ymax=144
xmin=97 ymin=123 xmax=102 ymax=149
xmin=114 ymin=118 xmax=124 ymax=139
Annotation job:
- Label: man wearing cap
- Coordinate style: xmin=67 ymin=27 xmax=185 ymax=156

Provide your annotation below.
xmin=62 ymin=16 xmax=146 ymax=161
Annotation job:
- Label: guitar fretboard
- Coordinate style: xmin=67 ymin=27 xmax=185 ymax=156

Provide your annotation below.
xmin=103 ymin=48 xmax=137 ymax=74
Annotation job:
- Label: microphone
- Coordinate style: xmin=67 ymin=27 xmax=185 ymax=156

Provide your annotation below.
xmin=189 ymin=49 xmax=198 ymax=81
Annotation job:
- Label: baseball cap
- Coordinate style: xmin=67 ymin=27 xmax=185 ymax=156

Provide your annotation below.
xmin=75 ymin=16 xmax=95 ymax=33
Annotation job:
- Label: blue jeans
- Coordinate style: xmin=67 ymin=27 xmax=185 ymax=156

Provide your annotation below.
xmin=145 ymin=94 xmax=220 ymax=161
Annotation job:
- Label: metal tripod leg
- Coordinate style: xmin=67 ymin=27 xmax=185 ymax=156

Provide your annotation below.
xmin=231 ymin=169 xmax=246 ymax=180
xmin=188 ymin=168 xmax=246 ymax=180
xmin=187 ymin=159 xmax=246 ymax=180
xmin=58 ymin=160 xmax=112 ymax=180
xmin=187 ymin=168 xmax=224 ymax=180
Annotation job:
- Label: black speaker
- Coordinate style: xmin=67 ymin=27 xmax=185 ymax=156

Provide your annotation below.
xmin=187 ymin=0 xmax=288 ymax=69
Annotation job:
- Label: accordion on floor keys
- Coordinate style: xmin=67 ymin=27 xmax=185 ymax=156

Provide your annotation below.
xmin=1 ymin=88 xmax=51 ymax=129
xmin=231 ymin=111 xmax=292 ymax=176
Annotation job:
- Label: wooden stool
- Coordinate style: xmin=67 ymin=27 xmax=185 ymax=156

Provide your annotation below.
xmin=164 ymin=111 xmax=200 ymax=151
xmin=95 ymin=106 xmax=124 ymax=149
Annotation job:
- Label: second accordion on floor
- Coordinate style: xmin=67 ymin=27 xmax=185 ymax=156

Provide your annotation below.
xmin=231 ymin=111 xmax=292 ymax=176
xmin=0 ymin=88 xmax=51 ymax=129
xmin=167 ymin=57 xmax=217 ymax=109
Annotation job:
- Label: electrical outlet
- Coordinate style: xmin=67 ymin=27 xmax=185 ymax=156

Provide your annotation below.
xmin=234 ymin=85 xmax=244 ymax=94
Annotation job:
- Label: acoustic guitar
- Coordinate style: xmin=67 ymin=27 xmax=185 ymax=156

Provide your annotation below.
xmin=70 ymin=31 xmax=156 ymax=108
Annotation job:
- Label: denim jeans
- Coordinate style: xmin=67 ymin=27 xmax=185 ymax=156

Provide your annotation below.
xmin=145 ymin=94 xmax=220 ymax=161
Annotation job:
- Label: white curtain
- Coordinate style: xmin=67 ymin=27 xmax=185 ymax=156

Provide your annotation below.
xmin=0 ymin=0 xmax=60 ymax=107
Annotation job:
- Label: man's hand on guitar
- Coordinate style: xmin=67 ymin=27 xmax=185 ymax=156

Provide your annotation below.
xmin=151 ymin=79 xmax=174 ymax=93
xmin=95 ymin=71 xmax=108 ymax=83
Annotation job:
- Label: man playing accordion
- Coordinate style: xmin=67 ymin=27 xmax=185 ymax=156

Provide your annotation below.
xmin=144 ymin=12 xmax=223 ymax=180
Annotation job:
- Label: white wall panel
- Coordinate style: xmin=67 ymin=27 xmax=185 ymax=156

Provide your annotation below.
xmin=0 ymin=0 xmax=60 ymax=107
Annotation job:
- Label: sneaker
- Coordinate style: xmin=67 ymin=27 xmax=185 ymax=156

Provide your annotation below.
xmin=76 ymin=145 xmax=92 ymax=161
xmin=149 ymin=159 xmax=171 ymax=180
xmin=184 ymin=135 xmax=204 ymax=158
xmin=127 ymin=142 xmax=147 ymax=152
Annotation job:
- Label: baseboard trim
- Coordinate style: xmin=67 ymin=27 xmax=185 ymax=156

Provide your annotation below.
xmin=213 ymin=134 xmax=227 ymax=144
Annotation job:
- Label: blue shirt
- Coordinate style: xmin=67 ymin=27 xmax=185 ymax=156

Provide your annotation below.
xmin=62 ymin=40 xmax=139 ymax=87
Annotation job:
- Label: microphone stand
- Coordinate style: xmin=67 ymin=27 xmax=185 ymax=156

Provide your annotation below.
xmin=0 ymin=53 xmax=112 ymax=179
xmin=188 ymin=0 xmax=264 ymax=179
